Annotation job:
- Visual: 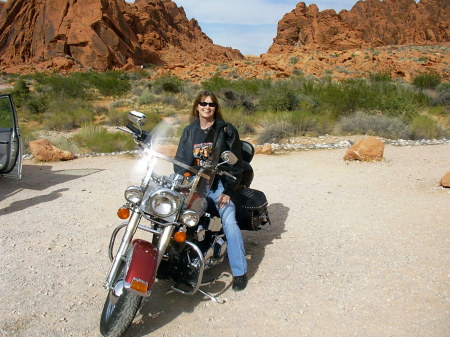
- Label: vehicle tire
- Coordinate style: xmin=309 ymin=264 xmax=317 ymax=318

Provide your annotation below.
xmin=100 ymin=264 xmax=143 ymax=337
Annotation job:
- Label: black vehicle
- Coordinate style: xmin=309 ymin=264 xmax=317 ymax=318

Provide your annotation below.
xmin=0 ymin=94 xmax=22 ymax=179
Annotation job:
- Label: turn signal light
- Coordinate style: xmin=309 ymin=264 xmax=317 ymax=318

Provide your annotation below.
xmin=183 ymin=172 xmax=191 ymax=177
xmin=130 ymin=278 xmax=148 ymax=293
xmin=117 ymin=207 xmax=130 ymax=219
xmin=174 ymin=231 xmax=187 ymax=243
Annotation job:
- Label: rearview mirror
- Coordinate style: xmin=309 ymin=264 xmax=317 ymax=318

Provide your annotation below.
xmin=128 ymin=111 xmax=147 ymax=127
xmin=221 ymin=151 xmax=238 ymax=165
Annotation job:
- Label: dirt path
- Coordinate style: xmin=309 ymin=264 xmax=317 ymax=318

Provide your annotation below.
xmin=1 ymin=144 xmax=449 ymax=337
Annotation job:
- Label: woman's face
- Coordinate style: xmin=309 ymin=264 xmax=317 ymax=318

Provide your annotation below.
xmin=197 ymin=95 xmax=216 ymax=122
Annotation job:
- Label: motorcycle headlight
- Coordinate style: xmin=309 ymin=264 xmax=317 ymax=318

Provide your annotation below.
xmin=124 ymin=186 xmax=143 ymax=204
xmin=180 ymin=210 xmax=199 ymax=227
xmin=147 ymin=188 xmax=180 ymax=217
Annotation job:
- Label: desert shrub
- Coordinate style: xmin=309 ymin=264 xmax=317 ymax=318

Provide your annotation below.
xmin=221 ymin=107 xmax=255 ymax=136
xmin=257 ymin=118 xmax=295 ymax=144
xmin=412 ymin=72 xmax=442 ymax=89
xmin=138 ymin=89 xmax=156 ymax=106
xmin=43 ymin=99 xmax=94 ymax=131
xmin=337 ymin=111 xmax=411 ymax=139
xmin=219 ymin=89 xmax=256 ymax=113
xmin=309 ymin=79 xmax=423 ymax=120
xmin=157 ymin=93 xmax=182 ymax=109
xmin=289 ymin=56 xmax=299 ymax=65
xmin=430 ymin=84 xmax=450 ymax=106
xmin=201 ymin=74 xmax=233 ymax=92
xmin=153 ymin=75 xmax=184 ymax=94
xmin=369 ymin=71 xmax=392 ymax=82
xmin=109 ymin=99 xmax=134 ymax=109
xmin=259 ymin=81 xmax=299 ymax=112
xmin=33 ymin=73 xmax=91 ymax=99
xmin=105 ymin=109 xmax=129 ymax=126
xmin=72 ymin=124 xmax=135 ymax=153
xmin=409 ymin=115 xmax=448 ymax=139
xmin=75 ymin=71 xmax=131 ymax=97
xmin=289 ymin=110 xmax=330 ymax=136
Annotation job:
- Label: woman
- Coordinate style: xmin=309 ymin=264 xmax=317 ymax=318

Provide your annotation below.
xmin=174 ymin=91 xmax=248 ymax=291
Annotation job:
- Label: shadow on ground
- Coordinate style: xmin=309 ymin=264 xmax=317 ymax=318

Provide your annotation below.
xmin=0 ymin=164 xmax=103 ymax=214
xmin=123 ymin=202 xmax=289 ymax=337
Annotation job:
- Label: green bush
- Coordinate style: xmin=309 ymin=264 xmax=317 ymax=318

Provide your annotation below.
xmin=43 ymin=99 xmax=95 ymax=131
xmin=105 ymin=109 xmax=129 ymax=126
xmin=153 ymin=75 xmax=184 ymax=94
xmin=337 ymin=111 xmax=410 ymax=139
xmin=33 ymin=73 xmax=91 ymax=99
xmin=259 ymin=81 xmax=299 ymax=112
xmin=412 ymin=72 xmax=442 ymax=89
xmin=72 ymin=124 xmax=135 ymax=153
xmin=410 ymin=115 xmax=448 ymax=139
xmin=257 ymin=119 xmax=295 ymax=144
xmin=369 ymin=72 xmax=392 ymax=82
xmin=138 ymin=89 xmax=156 ymax=106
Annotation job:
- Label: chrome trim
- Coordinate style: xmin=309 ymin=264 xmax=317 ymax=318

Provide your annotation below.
xmin=171 ymin=241 xmax=204 ymax=296
xmin=156 ymin=226 xmax=175 ymax=269
xmin=108 ymin=222 xmax=128 ymax=262
xmin=104 ymin=209 xmax=142 ymax=289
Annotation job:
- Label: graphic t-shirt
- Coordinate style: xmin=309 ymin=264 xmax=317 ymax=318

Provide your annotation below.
xmin=193 ymin=142 xmax=213 ymax=167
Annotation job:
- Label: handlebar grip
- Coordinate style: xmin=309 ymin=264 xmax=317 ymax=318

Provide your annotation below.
xmin=126 ymin=123 xmax=140 ymax=135
xmin=126 ymin=123 xmax=149 ymax=142
xmin=222 ymin=171 xmax=237 ymax=181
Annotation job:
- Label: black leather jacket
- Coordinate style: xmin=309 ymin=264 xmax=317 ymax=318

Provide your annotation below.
xmin=174 ymin=118 xmax=243 ymax=196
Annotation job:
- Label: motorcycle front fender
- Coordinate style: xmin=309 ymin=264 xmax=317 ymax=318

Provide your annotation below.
xmin=124 ymin=239 xmax=158 ymax=297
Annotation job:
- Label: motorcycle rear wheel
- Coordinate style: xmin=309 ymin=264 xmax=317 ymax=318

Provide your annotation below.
xmin=100 ymin=264 xmax=143 ymax=337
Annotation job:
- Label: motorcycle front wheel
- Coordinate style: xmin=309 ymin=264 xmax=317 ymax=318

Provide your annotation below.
xmin=100 ymin=264 xmax=143 ymax=337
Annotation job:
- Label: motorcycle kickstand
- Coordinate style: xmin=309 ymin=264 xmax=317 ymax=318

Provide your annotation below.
xmin=197 ymin=288 xmax=224 ymax=304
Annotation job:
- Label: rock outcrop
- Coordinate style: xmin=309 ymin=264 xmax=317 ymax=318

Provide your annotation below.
xmin=440 ymin=171 xmax=450 ymax=187
xmin=269 ymin=0 xmax=450 ymax=53
xmin=0 ymin=0 xmax=242 ymax=71
xmin=343 ymin=137 xmax=384 ymax=161
xmin=29 ymin=139 xmax=76 ymax=162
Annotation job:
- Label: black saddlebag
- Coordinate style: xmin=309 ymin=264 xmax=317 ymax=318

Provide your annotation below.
xmin=233 ymin=188 xmax=270 ymax=231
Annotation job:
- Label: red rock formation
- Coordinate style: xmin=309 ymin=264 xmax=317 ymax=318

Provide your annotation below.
xmin=0 ymin=0 xmax=242 ymax=71
xmin=0 ymin=1 xmax=4 ymax=11
xmin=269 ymin=0 xmax=450 ymax=53
xmin=343 ymin=137 xmax=385 ymax=161
xmin=29 ymin=139 xmax=76 ymax=161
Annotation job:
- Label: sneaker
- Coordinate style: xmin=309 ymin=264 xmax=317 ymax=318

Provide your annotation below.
xmin=232 ymin=274 xmax=248 ymax=291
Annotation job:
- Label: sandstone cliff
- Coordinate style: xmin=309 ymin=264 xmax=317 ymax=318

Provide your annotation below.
xmin=0 ymin=0 xmax=242 ymax=71
xmin=269 ymin=0 xmax=450 ymax=53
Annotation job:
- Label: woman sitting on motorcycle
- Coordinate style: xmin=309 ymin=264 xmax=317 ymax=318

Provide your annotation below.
xmin=174 ymin=91 xmax=248 ymax=291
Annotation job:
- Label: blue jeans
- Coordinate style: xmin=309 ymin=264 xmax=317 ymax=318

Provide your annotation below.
xmin=208 ymin=181 xmax=247 ymax=277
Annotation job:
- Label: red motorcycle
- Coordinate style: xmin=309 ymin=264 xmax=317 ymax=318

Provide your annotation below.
xmin=100 ymin=111 xmax=269 ymax=337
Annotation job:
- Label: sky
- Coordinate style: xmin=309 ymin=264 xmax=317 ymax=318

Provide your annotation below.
xmin=165 ymin=1 xmax=359 ymax=55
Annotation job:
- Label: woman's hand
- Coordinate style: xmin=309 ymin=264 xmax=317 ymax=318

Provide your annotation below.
xmin=218 ymin=193 xmax=231 ymax=208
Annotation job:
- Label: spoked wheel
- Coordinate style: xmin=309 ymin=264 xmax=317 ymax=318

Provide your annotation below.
xmin=100 ymin=263 xmax=143 ymax=337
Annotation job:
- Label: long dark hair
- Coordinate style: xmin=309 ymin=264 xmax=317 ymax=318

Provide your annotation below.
xmin=191 ymin=91 xmax=223 ymax=120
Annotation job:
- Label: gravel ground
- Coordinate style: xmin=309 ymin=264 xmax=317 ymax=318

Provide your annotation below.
xmin=1 ymin=143 xmax=449 ymax=337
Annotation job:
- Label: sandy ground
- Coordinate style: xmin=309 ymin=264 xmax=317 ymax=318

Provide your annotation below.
xmin=1 ymin=144 xmax=449 ymax=337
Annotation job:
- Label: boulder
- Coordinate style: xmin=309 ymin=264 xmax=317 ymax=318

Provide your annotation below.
xmin=254 ymin=143 xmax=273 ymax=155
xmin=343 ymin=137 xmax=384 ymax=161
xmin=440 ymin=171 xmax=450 ymax=188
xmin=29 ymin=139 xmax=76 ymax=162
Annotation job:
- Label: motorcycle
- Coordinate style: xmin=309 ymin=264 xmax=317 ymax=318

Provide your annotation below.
xmin=99 ymin=111 xmax=269 ymax=337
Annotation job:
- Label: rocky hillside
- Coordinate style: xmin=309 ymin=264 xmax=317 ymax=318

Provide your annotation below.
xmin=0 ymin=0 xmax=242 ymax=72
xmin=269 ymin=0 xmax=449 ymax=53
xmin=0 ymin=0 xmax=448 ymax=82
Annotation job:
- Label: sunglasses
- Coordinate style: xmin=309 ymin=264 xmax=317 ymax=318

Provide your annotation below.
xmin=198 ymin=102 xmax=217 ymax=108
